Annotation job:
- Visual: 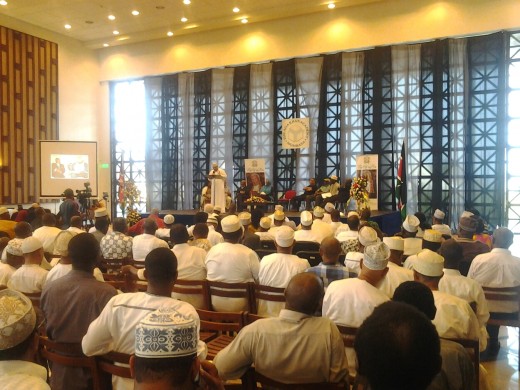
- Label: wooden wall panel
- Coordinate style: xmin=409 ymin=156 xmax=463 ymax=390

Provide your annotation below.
xmin=0 ymin=26 xmax=58 ymax=204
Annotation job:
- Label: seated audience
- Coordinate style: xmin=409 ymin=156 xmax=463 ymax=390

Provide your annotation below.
xmin=189 ymin=222 xmax=212 ymax=252
xmin=67 ymin=215 xmax=85 ymax=234
xmin=155 ymin=214 xmax=174 ymax=239
xmin=415 ymin=211 xmax=432 ymax=238
xmin=128 ymin=208 xmax=165 ymax=236
xmin=468 ymin=227 xmax=520 ymax=356
xmin=454 ymin=215 xmax=490 ymax=276
xmin=41 ymin=233 xmax=117 ymax=389
xmin=291 ymin=178 xmax=318 ymax=211
xmin=132 ymin=218 xmax=169 ymax=264
xmin=187 ymin=211 xmax=209 ymax=237
xmin=214 ymin=273 xmax=349 ymax=385
xmin=205 ymin=215 xmax=259 ymax=312
xmin=311 ymin=207 xmax=334 ymax=241
xmin=100 ymin=217 xmax=133 ymax=260
xmin=378 ymin=236 xmax=413 ymax=298
xmin=355 ymin=301 xmax=442 ymax=390
xmin=91 ymin=215 xmax=110 ymax=243
xmin=254 ymin=217 xmax=275 ymax=241
xmin=432 ymin=208 xmax=452 ymax=237
xmin=336 ymin=213 xmax=360 ymax=254
xmin=82 ymin=247 xmax=206 ymax=390
xmin=130 ymin=308 xmax=223 ymax=390
xmin=32 ymin=213 xmax=61 ymax=254
xmin=294 ymin=211 xmax=321 ymax=243
xmin=0 ymin=289 xmax=49 ymax=389
xmin=343 ymin=225 xmax=379 ymax=275
xmin=329 ymin=209 xmax=346 ymax=234
xmin=238 ymin=212 xmax=260 ymax=250
xmin=306 ymin=237 xmax=349 ymax=290
xmin=403 ymin=229 xmax=443 ymax=269
xmin=1 ymin=221 xmax=32 ymax=262
xmin=8 ymin=237 xmax=48 ymax=293
xmin=0 ymin=206 xmax=16 ymax=238
xmin=395 ymin=214 xmax=421 ymax=238
xmin=206 ymin=215 xmax=224 ymax=246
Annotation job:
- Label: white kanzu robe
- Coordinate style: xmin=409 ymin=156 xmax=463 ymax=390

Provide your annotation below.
xmin=209 ymin=167 xmax=227 ymax=210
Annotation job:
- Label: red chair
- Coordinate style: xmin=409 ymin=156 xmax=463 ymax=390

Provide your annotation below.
xmin=278 ymin=190 xmax=296 ymax=209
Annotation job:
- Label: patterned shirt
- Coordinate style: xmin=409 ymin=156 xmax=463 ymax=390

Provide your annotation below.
xmin=100 ymin=231 xmax=133 ymax=259
xmin=306 ymin=262 xmax=350 ymax=290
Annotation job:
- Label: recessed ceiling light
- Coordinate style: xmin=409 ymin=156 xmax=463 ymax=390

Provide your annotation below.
xmin=241 ymin=18 xmax=248 ymax=24
xmin=233 ymin=7 xmax=240 ymax=13
xmin=103 ymin=43 xmax=109 ymax=47
xmin=108 ymin=14 xmax=116 ymax=21
xmin=181 ymin=17 xmax=188 ymax=22
xmin=0 ymin=1 xmax=8 ymax=6
xmin=64 ymin=24 xmax=72 ymax=29
xmin=113 ymin=30 xmax=120 ymax=35
xmin=183 ymin=0 xmax=191 ymax=4
xmin=131 ymin=10 xmax=140 ymax=16
xmin=167 ymin=31 xmax=174 ymax=37
xmin=328 ymin=3 xmax=336 ymax=9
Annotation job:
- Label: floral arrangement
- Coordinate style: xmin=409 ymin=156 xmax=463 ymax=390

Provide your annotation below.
xmin=350 ymin=176 xmax=369 ymax=204
xmin=126 ymin=210 xmax=142 ymax=227
xmin=246 ymin=195 xmax=267 ymax=203
xmin=119 ymin=179 xmax=142 ymax=224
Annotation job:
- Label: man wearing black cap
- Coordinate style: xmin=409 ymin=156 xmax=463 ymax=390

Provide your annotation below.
xmin=454 ymin=215 xmax=490 ymax=276
xmin=59 ymin=188 xmax=80 ymax=229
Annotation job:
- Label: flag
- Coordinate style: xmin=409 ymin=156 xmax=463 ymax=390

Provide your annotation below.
xmin=396 ymin=141 xmax=407 ymax=220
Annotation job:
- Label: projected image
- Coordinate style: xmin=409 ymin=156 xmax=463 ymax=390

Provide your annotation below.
xmin=50 ymin=154 xmax=89 ymax=179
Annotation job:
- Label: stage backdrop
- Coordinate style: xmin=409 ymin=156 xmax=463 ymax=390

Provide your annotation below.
xmin=244 ymin=159 xmax=266 ymax=194
xmin=357 ymin=154 xmax=379 ymax=210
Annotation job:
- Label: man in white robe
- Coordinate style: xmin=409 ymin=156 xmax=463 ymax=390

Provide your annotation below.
xmin=208 ymin=163 xmax=227 ymax=211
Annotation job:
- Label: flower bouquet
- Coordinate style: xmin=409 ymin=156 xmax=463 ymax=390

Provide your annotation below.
xmin=119 ymin=179 xmax=143 ymax=225
xmin=350 ymin=176 xmax=369 ymax=212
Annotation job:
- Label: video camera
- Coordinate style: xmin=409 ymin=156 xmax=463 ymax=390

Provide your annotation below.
xmin=76 ymin=182 xmax=92 ymax=207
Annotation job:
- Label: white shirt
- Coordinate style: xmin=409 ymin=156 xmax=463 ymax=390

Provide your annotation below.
xmin=439 ymin=268 xmax=490 ymax=330
xmin=378 ymin=262 xmax=413 ymax=298
xmin=205 ymin=242 xmax=260 ymax=312
xmin=432 ymin=290 xmax=485 ymax=351
xmin=7 ymin=264 xmax=48 ymax=293
xmin=82 ymin=292 xmax=207 ymax=390
xmin=131 ymin=233 xmax=169 ymax=262
xmin=214 ymin=309 xmax=349 ymax=384
xmin=207 ymin=226 xmax=224 ymax=247
xmin=32 ymin=226 xmax=61 ymax=253
xmin=0 ymin=262 xmax=16 ymax=286
xmin=172 ymin=243 xmax=207 ymax=280
xmin=432 ymin=223 xmax=452 ymax=236
xmin=344 ymin=252 xmax=363 ymax=275
xmin=255 ymin=231 xmax=275 ymax=241
xmin=155 ymin=228 xmax=171 ymax=239
xmin=0 ymin=360 xmax=50 ymax=390
xmin=45 ymin=263 xmax=104 ymax=284
xmin=294 ymin=229 xmax=321 ymax=243
xmin=311 ymin=220 xmax=334 ymax=242
xmin=468 ymin=247 xmax=520 ymax=313
xmin=330 ymin=221 xmax=346 ymax=234
xmin=67 ymin=227 xmax=85 ymax=234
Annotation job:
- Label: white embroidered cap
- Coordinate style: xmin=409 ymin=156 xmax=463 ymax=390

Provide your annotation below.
xmin=54 ymin=231 xmax=77 ymax=256
xmin=259 ymin=217 xmax=272 ymax=229
xmin=433 ymin=209 xmax=445 ymax=220
xmin=423 ymin=229 xmax=442 ymax=243
xmin=0 ymin=289 xmax=36 ymax=350
xmin=413 ymin=249 xmax=444 ymax=277
xmin=275 ymin=226 xmax=295 ymax=247
xmin=163 ymin=214 xmax=175 ymax=225
xmin=221 ymin=215 xmax=241 ymax=233
xmin=358 ymin=226 xmax=378 ymax=247
xmin=300 ymin=211 xmax=313 ymax=226
xmin=274 ymin=210 xmax=285 ymax=221
xmin=383 ymin=236 xmax=404 ymax=251
xmin=402 ymin=215 xmax=420 ymax=233
xmin=94 ymin=208 xmax=108 ymax=218
xmin=238 ymin=212 xmax=252 ymax=226
xmin=203 ymin=204 xmax=214 ymax=214
xmin=403 ymin=237 xmax=423 ymax=256
xmin=325 ymin=203 xmax=335 ymax=213
xmin=313 ymin=207 xmax=325 ymax=218
xmin=21 ymin=237 xmax=42 ymax=254
xmin=363 ymin=242 xmax=390 ymax=271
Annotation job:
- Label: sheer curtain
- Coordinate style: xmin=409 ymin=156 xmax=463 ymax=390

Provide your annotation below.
xmin=178 ymin=73 xmax=195 ymax=209
xmin=295 ymin=57 xmax=323 ymax=192
xmin=391 ymin=44 xmax=422 ymax=214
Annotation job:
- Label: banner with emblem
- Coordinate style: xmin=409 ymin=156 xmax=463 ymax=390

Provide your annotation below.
xmin=244 ymin=159 xmax=266 ymax=194
xmin=356 ymin=154 xmax=379 ymax=210
xmin=282 ymin=118 xmax=310 ymax=149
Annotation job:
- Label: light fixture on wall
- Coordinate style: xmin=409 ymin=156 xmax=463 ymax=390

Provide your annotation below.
xmin=108 ymin=15 xmax=116 ymax=21
xmin=131 ymin=10 xmax=140 ymax=16
xmin=181 ymin=17 xmax=188 ymax=22
xmin=167 ymin=31 xmax=174 ymax=37
xmin=113 ymin=30 xmax=120 ymax=35
xmin=233 ymin=7 xmax=240 ymax=13
xmin=64 ymin=24 xmax=72 ymax=30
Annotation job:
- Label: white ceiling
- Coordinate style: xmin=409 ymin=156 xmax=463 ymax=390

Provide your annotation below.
xmin=0 ymin=0 xmax=382 ymax=49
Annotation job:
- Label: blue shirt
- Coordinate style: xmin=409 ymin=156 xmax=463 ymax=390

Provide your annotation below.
xmin=306 ymin=263 xmax=350 ymax=289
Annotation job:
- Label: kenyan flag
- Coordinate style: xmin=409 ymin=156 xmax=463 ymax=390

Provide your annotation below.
xmin=396 ymin=142 xmax=407 ymax=221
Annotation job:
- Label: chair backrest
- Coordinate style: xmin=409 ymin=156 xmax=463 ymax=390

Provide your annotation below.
xmin=335 ymin=324 xmax=358 ymax=348
xmin=252 ymin=284 xmax=286 ymax=314
xmin=482 ymin=285 xmax=520 ymax=324
xmin=280 ymin=190 xmax=297 ymax=201
xmin=442 ymin=337 xmax=480 ymax=389
xmin=39 ymin=336 xmax=100 ymax=388
xmin=96 ymin=351 xmax=132 ymax=390
xmin=196 ymin=309 xmax=246 ymax=335
xmin=294 ymin=241 xmax=321 ymax=253
xmin=206 ymin=280 xmax=254 ymax=312
xmin=296 ymin=251 xmax=322 ymax=267
xmin=242 ymin=367 xmax=349 ymax=389
xmin=100 ymin=257 xmax=131 ymax=274
xmin=172 ymin=279 xmax=210 ymax=310
xmin=246 ymin=312 xmax=266 ymax=324
xmin=255 ymin=248 xmax=276 ymax=260
xmin=24 ymin=291 xmax=42 ymax=307
xmin=260 ymin=240 xmax=276 ymax=250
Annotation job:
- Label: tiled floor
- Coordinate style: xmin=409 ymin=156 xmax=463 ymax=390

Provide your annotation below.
xmin=483 ymin=327 xmax=520 ymax=389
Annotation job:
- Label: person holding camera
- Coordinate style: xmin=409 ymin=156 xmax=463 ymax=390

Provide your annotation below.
xmin=59 ymin=188 xmax=80 ymax=229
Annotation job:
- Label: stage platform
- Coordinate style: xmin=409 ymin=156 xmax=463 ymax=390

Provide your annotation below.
xmin=157 ymin=208 xmax=402 ymax=237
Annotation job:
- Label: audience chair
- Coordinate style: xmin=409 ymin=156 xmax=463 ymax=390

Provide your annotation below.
xmin=196 ymin=309 xmax=246 ymax=360
xmin=482 ymin=285 xmax=520 ymax=371
xmin=278 ymin=190 xmax=297 ymax=210
xmin=246 ymin=312 xmax=266 ymax=325
xmin=24 ymin=291 xmax=42 ymax=308
xmin=443 ymin=337 xmax=480 ymax=390
xmin=100 ymin=257 xmax=131 ymax=274
xmin=293 ymin=241 xmax=321 ymax=253
xmin=96 ymin=351 xmax=132 ymax=390
xmin=252 ymin=284 xmax=286 ymax=316
xmin=39 ymin=336 xmax=100 ymax=390
xmin=207 ymin=280 xmax=254 ymax=313
xmin=241 ymin=367 xmax=349 ymax=390
xmin=172 ymin=279 xmax=211 ymax=310
xmin=335 ymin=325 xmax=362 ymax=387
xmin=260 ymin=240 xmax=276 ymax=250
xmin=255 ymin=248 xmax=276 ymax=260
xmin=296 ymin=251 xmax=322 ymax=267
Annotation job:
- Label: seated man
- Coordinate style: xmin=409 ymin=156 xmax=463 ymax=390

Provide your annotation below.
xmin=355 ymin=301 xmax=442 ymax=390
xmin=0 ymin=289 xmax=49 ymax=389
xmin=254 ymin=217 xmax=275 ymax=241
xmin=189 ymin=223 xmax=212 ymax=252
xmin=41 ymin=233 xmax=117 ymax=390
xmin=432 ymin=208 xmax=452 ymax=237
xmin=132 ymin=218 xmax=169 ymax=264
xmin=82 ymin=247 xmax=206 ymax=390
xmin=32 ymin=213 xmax=61 ymax=255
xmin=306 ymin=237 xmax=349 ymax=290
xmin=100 ymin=217 xmax=133 ymax=261
xmin=214 ymin=273 xmax=349 ymax=385
xmin=294 ymin=211 xmax=321 ymax=243
xmin=291 ymin=178 xmax=318 ymax=211
xmin=130 ymin=308 xmax=223 ymax=390
xmin=378 ymin=236 xmax=413 ymax=298
xmin=343 ymin=225 xmax=378 ymax=275
xmin=8 ymin=237 xmax=48 ymax=293
xmin=235 ymin=179 xmax=251 ymax=211
xmin=155 ymin=214 xmax=174 ymax=240
xmin=454 ymin=215 xmax=490 ymax=276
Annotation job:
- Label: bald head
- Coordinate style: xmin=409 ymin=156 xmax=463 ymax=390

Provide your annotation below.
xmin=285 ymin=273 xmax=324 ymax=315
xmin=493 ymin=228 xmax=514 ymax=249
xmin=70 ymin=216 xmax=83 ymax=229
xmin=14 ymin=222 xmax=32 ymax=238
xmin=320 ymin=237 xmax=342 ymax=265
xmin=143 ymin=218 xmax=158 ymax=234
xmin=150 ymin=208 xmax=160 ymax=216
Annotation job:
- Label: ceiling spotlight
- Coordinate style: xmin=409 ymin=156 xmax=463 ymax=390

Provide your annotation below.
xmin=181 ymin=17 xmax=188 ymax=22
xmin=183 ymin=0 xmax=191 ymax=4
xmin=131 ymin=10 xmax=140 ymax=16
xmin=103 ymin=43 xmax=109 ymax=47
xmin=113 ymin=30 xmax=120 ymax=35
xmin=328 ymin=3 xmax=336 ymax=9
xmin=0 ymin=1 xmax=8 ymax=6
xmin=64 ymin=24 xmax=72 ymax=29
xmin=241 ymin=18 xmax=248 ymax=24
xmin=233 ymin=7 xmax=240 ymax=13
xmin=108 ymin=14 xmax=116 ymax=21
xmin=167 ymin=31 xmax=174 ymax=37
